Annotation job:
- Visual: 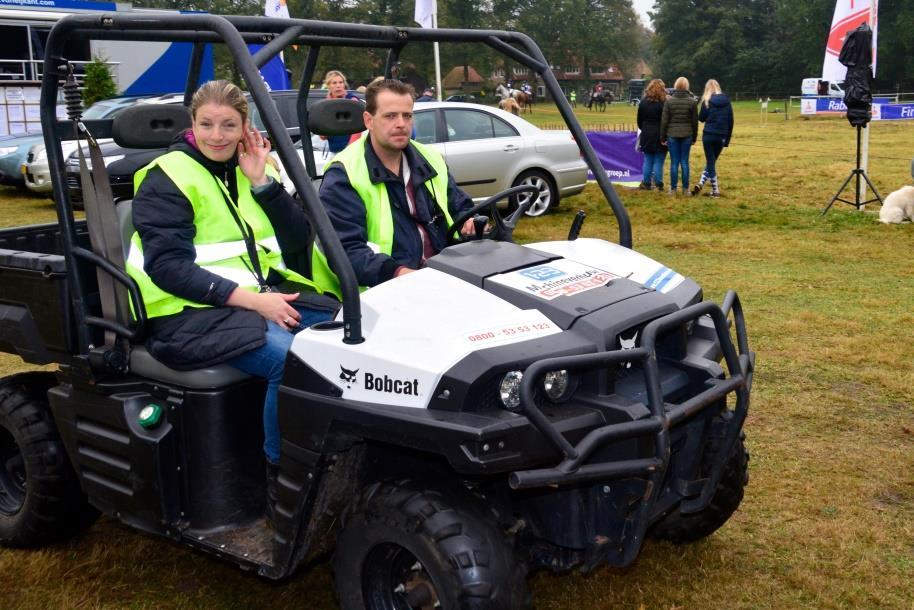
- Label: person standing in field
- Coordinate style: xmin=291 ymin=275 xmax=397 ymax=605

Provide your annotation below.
xmin=660 ymin=76 xmax=698 ymax=196
xmin=637 ymin=78 xmax=668 ymax=190
xmin=692 ymin=79 xmax=734 ymax=197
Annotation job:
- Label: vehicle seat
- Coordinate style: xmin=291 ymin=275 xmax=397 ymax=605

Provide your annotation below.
xmin=115 ymin=199 xmax=252 ymax=389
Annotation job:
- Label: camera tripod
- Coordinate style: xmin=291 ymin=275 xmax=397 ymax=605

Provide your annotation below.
xmin=821 ymin=124 xmax=883 ymax=215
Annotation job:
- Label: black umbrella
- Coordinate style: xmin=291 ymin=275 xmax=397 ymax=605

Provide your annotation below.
xmin=840 ymin=22 xmax=873 ymax=127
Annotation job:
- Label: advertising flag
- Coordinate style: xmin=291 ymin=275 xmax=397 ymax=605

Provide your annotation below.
xmin=251 ymin=0 xmax=292 ymax=91
xmin=822 ymin=0 xmax=878 ymax=82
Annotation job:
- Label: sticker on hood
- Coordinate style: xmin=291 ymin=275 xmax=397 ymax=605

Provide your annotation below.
xmin=489 ymin=259 xmax=616 ymax=301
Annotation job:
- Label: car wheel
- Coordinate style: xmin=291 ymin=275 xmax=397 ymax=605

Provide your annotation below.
xmin=511 ymin=169 xmax=557 ymax=217
xmin=0 ymin=372 xmax=98 ymax=548
xmin=334 ymin=480 xmax=527 ymax=610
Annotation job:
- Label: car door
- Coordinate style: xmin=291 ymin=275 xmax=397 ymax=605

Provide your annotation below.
xmin=439 ymin=108 xmax=522 ymax=201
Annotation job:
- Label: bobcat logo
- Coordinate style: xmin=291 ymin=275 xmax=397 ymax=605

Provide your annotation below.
xmin=618 ymin=330 xmax=638 ymax=369
xmin=339 ymin=365 xmax=359 ymax=389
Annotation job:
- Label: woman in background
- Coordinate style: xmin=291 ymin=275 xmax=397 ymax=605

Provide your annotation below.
xmin=692 ymin=79 xmax=734 ymax=197
xmin=636 ymin=78 xmax=668 ymax=190
xmin=660 ymin=76 xmax=698 ymax=195
xmin=322 ymin=70 xmax=363 ymax=154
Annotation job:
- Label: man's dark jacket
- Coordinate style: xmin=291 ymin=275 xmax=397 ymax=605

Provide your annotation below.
xmin=319 ymin=136 xmax=473 ymax=287
xmin=131 ymin=133 xmax=314 ymax=370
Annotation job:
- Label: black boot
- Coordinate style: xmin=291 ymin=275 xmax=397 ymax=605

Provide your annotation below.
xmin=265 ymin=461 xmax=279 ymax=528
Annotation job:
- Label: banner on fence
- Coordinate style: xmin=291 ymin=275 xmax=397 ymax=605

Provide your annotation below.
xmin=585 ymin=131 xmax=642 ymax=185
xmin=799 ymin=96 xmax=894 ymax=115
xmin=871 ymin=103 xmax=914 ymax=121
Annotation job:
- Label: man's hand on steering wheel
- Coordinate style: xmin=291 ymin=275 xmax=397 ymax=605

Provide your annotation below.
xmin=446 ymin=185 xmax=540 ymax=244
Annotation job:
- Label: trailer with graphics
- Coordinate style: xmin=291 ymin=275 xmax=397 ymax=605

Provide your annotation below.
xmin=0 ymin=12 xmax=754 ymax=608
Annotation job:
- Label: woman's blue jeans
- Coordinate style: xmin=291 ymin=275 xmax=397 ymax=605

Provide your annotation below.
xmin=226 ymin=305 xmax=334 ymax=463
xmin=641 ymin=151 xmax=666 ymax=187
xmin=667 ymin=136 xmax=692 ymax=190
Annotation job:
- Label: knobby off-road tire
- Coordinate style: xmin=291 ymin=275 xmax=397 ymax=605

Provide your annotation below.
xmin=334 ymin=480 xmax=527 ymax=610
xmin=0 ymin=372 xmax=97 ymax=547
xmin=651 ymin=413 xmax=749 ymax=544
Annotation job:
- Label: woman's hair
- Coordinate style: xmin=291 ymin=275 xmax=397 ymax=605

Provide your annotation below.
xmin=323 ymin=69 xmax=349 ymax=89
xmin=701 ymin=79 xmax=722 ymax=107
xmin=191 ymin=80 xmax=248 ymax=122
xmin=644 ymin=78 xmax=667 ymax=102
xmin=674 ymin=76 xmax=689 ymax=91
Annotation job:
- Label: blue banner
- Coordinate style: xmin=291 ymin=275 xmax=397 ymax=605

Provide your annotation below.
xmin=585 ymin=131 xmax=642 ymax=184
xmin=0 ymin=0 xmax=117 ymax=10
xmin=873 ymin=103 xmax=914 ymax=121
xmin=247 ymin=44 xmax=291 ymax=91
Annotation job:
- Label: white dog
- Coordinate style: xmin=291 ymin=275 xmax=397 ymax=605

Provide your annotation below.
xmin=879 ymin=185 xmax=914 ymax=224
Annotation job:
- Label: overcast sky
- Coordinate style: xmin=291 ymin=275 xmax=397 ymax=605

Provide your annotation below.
xmin=632 ymin=0 xmax=652 ymax=28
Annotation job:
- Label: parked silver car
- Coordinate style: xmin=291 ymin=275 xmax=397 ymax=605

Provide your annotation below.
xmin=412 ymin=102 xmax=587 ymax=216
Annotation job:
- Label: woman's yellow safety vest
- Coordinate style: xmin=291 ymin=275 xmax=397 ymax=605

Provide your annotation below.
xmin=311 ymin=138 xmax=453 ymax=299
xmin=126 ymin=151 xmax=322 ymax=319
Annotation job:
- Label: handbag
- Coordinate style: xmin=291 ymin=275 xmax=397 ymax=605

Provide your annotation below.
xmin=635 ymin=129 xmax=642 ymax=152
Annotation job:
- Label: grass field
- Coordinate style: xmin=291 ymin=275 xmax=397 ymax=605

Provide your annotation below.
xmin=1 ymin=101 xmax=913 ymax=609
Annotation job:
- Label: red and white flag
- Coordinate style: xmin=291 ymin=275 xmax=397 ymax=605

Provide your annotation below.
xmin=822 ymin=0 xmax=878 ymax=82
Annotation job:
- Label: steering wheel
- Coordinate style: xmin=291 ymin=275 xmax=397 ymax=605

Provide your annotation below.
xmin=446 ymin=185 xmax=540 ymax=244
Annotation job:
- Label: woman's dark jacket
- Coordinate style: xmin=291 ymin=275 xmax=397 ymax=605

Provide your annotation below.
xmin=636 ymin=98 xmax=667 ymax=154
xmin=131 ymin=134 xmax=313 ymax=370
xmin=699 ymin=93 xmax=734 ymax=145
xmin=660 ymin=89 xmax=698 ymax=142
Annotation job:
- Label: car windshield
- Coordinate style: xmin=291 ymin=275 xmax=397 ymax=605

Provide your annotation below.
xmin=82 ymin=102 xmax=116 ymax=120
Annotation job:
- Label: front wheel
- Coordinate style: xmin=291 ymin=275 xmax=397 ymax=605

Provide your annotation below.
xmin=0 ymin=373 xmax=97 ymax=547
xmin=650 ymin=413 xmax=749 ymax=543
xmin=334 ymin=480 xmax=527 ymax=610
xmin=510 ymin=170 xmax=557 ymax=217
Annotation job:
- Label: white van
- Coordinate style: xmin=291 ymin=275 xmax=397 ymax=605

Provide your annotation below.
xmin=801 ymin=78 xmax=845 ymax=97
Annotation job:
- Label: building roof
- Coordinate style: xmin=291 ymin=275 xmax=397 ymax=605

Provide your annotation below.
xmin=442 ymin=65 xmax=484 ymax=88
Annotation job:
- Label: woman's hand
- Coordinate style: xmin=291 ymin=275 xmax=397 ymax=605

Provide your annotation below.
xmin=238 ymin=120 xmax=271 ymax=187
xmin=227 ymin=287 xmax=301 ymax=329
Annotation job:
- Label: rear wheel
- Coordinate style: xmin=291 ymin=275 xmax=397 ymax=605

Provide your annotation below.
xmin=334 ymin=480 xmax=527 ymax=610
xmin=0 ymin=373 xmax=97 ymax=547
xmin=510 ymin=169 xmax=557 ymax=217
xmin=650 ymin=413 xmax=749 ymax=543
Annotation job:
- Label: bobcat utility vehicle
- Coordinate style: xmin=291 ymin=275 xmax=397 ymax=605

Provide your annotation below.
xmin=0 ymin=12 xmax=754 ymax=609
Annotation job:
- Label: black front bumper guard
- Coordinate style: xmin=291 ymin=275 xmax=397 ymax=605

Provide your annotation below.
xmin=509 ymin=290 xmax=754 ymax=565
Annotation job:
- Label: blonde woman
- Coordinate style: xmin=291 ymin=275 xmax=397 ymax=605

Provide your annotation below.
xmin=692 ymin=79 xmax=734 ymax=197
xmin=660 ymin=76 xmax=698 ymax=195
xmin=322 ymin=70 xmax=362 ymax=153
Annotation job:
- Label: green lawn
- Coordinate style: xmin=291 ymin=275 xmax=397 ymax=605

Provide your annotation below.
xmin=0 ymin=103 xmax=912 ymax=609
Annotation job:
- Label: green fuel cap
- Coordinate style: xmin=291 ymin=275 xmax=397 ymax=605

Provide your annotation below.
xmin=138 ymin=404 xmax=164 ymax=428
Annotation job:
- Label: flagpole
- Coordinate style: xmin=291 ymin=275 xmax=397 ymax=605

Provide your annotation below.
xmin=858 ymin=0 xmax=876 ymax=207
xmin=432 ymin=2 xmax=442 ymax=101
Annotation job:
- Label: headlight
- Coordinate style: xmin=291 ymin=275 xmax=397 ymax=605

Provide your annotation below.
xmin=36 ymin=148 xmax=47 ymax=162
xmin=498 ymin=371 xmax=523 ymax=411
xmin=543 ymin=370 xmax=570 ymax=401
xmin=0 ymin=146 xmax=18 ymax=156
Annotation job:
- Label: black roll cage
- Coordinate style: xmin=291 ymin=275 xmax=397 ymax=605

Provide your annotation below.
xmin=39 ymin=12 xmax=633 ymax=354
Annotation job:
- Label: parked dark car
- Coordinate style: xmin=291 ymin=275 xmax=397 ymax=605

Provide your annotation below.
xmin=445 ymin=93 xmax=478 ymax=103
xmin=66 ymin=89 xmax=362 ymax=205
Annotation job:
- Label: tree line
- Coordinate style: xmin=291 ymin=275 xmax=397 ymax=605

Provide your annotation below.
xmin=133 ymin=0 xmax=651 ymax=90
xmin=650 ymin=0 xmax=914 ymax=97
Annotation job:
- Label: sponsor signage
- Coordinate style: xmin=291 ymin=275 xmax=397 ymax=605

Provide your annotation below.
xmin=338 ymin=365 xmax=420 ymax=396
xmin=0 ymin=0 xmax=117 ymax=10
xmin=585 ymin=131 xmax=642 ymax=184
xmin=490 ymin=259 xmax=616 ymax=301
xmin=871 ymin=103 xmax=914 ymax=121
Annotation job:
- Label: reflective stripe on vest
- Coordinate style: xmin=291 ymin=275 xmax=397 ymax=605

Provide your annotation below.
xmin=311 ymin=138 xmax=453 ymax=299
xmin=127 ymin=151 xmax=319 ymax=319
